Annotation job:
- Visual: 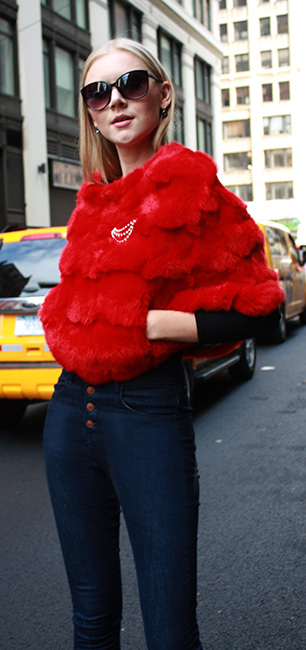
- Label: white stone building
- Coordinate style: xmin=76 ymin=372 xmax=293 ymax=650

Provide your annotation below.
xmin=218 ymin=0 xmax=305 ymax=239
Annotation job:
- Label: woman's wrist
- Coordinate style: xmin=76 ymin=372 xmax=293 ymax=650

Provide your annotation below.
xmin=146 ymin=310 xmax=198 ymax=343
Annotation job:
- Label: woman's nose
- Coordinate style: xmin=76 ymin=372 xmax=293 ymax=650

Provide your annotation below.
xmin=109 ymin=87 xmax=127 ymax=107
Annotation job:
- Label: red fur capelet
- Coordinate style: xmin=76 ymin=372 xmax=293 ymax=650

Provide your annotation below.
xmin=40 ymin=142 xmax=283 ymax=384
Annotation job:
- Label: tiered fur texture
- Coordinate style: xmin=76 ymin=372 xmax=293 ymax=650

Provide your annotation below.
xmin=40 ymin=142 xmax=284 ymax=384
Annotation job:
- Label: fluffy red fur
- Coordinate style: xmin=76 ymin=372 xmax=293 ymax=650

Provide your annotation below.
xmin=40 ymin=142 xmax=284 ymax=384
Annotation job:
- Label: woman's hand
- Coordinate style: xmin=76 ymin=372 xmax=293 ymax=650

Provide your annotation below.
xmin=146 ymin=310 xmax=199 ymax=343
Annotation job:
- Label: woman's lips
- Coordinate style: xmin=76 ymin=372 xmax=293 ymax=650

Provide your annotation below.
xmin=112 ymin=114 xmax=134 ymax=127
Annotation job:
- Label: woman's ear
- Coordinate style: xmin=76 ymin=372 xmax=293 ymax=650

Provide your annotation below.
xmin=160 ymin=81 xmax=172 ymax=111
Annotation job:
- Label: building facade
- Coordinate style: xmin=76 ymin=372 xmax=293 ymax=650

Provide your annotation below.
xmin=218 ymin=0 xmax=305 ymax=237
xmin=0 ymin=0 xmax=222 ymax=228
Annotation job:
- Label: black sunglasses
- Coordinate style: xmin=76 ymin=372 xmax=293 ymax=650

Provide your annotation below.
xmin=81 ymin=69 xmax=161 ymax=111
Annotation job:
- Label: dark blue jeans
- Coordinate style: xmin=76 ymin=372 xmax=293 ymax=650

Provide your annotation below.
xmin=43 ymin=356 xmax=203 ymax=650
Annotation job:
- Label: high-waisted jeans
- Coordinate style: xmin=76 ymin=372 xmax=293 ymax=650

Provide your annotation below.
xmin=43 ymin=355 xmax=203 ymax=650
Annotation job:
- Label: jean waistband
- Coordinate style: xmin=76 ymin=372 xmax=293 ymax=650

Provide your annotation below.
xmin=63 ymin=353 xmax=185 ymax=390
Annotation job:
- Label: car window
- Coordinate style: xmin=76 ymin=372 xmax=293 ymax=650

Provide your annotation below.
xmin=0 ymin=237 xmax=66 ymax=298
xmin=266 ymin=227 xmax=287 ymax=256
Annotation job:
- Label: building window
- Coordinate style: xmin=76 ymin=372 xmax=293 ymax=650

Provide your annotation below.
xmin=197 ymin=118 xmax=212 ymax=154
xmin=227 ymin=184 xmax=253 ymax=201
xmin=222 ymin=56 xmax=229 ymax=74
xmin=223 ymin=119 xmax=250 ymax=139
xmin=278 ymin=48 xmax=290 ymax=67
xmin=222 ymin=88 xmax=230 ymax=107
xmin=195 ymin=57 xmax=211 ymax=104
xmin=263 ymin=115 xmax=291 ymax=135
xmin=261 ymin=50 xmax=272 ymax=69
xmin=43 ymin=0 xmax=88 ymax=29
xmin=0 ymin=18 xmax=16 ymax=96
xmin=159 ymin=31 xmax=183 ymax=141
xmin=195 ymin=57 xmax=212 ymax=154
xmin=159 ymin=32 xmax=182 ymax=88
xmin=260 ymin=17 xmax=271 ymax=36
xmin=234 ymin=21 xmax=248 ymax=40
xmin=219 ymin=0 xmax=226 ymax=8
xmin=43 ymin=40 xmax=84 ymax=118
xmin=236 ymin=86 xmax=249 ymax=105
xmin=277 ymin=14 xmax=288 ymax=34
xmin=110 ymin=0 xmax=141 ymax=40
xmin=43 ymin=40 xmax=51 ymax=108
xmin=220 ymin=24 xmax=228 ymax=42
xmin=55 ymin=47 xmax=75 ymax=117
xmin=224 ymin=152 xmax=252 ymax=172
xmin=235 ymin=54 xmax=249 ymax=72
xmin=173 ymin=106 xmax=184 ymax=144
xmin=264 ymin=148 xmax=292 ymax=168
xmin=262 ymin=83 xmax=273 ymax=102
xmin=266 ymin=182 xmax=293 ymax=200
xmin=279 ymin=81 xmax=290 ymax=100
xmin=233 ymin=0 xmax=246 ymax=6
xmin=193 ymin=0 xmax=211 ymax=28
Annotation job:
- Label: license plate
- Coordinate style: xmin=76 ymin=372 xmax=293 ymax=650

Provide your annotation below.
xmin=14 ymin=315 xmax=45 ymax=336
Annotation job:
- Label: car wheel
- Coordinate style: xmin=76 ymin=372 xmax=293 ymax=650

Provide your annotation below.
xmin=0 ymin=400 xmax=27 ymax=428
xmin=228 ymin=338 xmax=256 ymax=381
xmin=182 ymin=360 xmax=194 ymax=405
xmin=300 ymin=308 xmax=306 ymax=326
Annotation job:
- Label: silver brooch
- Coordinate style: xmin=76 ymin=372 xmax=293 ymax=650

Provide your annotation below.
xmin=111 ymin=219 xmax=137 ymax=243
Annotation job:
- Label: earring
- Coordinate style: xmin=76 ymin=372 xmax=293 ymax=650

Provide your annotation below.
xmin=161 ymin=109 xmax=168 ymax=118
xmin=95 ymin=127 xmax=100 ymax=134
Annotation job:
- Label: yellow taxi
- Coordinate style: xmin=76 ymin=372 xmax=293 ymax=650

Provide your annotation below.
xmin=0 ymin=227 xmax=67 ymax=425
xmin=257 ymin=220 xmax=306 ymax=342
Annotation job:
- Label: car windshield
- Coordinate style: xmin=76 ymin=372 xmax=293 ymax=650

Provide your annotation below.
xmin=0 ymin=237 xmax=66 ymax=298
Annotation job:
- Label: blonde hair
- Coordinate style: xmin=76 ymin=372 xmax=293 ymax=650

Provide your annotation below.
xmin=79 ymin=38 xmax=175 ymax=183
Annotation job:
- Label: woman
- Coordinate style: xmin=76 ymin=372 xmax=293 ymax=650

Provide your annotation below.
xmin=41 ymin=38 xmax=283 ymax=650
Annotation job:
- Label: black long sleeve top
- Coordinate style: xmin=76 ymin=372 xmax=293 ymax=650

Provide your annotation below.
xmin=195 ymin=308 xmax=280 ymax=345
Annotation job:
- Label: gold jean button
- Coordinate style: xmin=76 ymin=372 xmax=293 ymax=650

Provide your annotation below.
xmin=87 ymin=386 xmax=95 ymax=395
xmin=86 ymin=402 xmax=94 ymax=412
xmin=86 ymin=419 xmax=94 ymax=429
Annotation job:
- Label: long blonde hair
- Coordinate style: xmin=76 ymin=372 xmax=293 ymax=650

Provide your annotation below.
xmin=79 ymin=38 xmax=175 ymax=183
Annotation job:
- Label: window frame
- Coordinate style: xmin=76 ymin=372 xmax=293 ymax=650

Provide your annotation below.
xmin=0 ymin=16 xmax=18 ymax=97
xmin=262 ymin=83 xmax=273 ymax=102
xmin=109 ymin=0 xmax=142 ymax=40
xmin=265 ymin=181 xmax=293 ymax=200
xmin=236 ymin=86 xmax=249 ymax=105
xmin=235 ymin=53 xmax=249 ymax=73
xmin=264 ymin=148 xmax=292 ymax=169
xmin=41 ymin=0 xmax=89 ymax=30
xmin=277 ymin=14 xmax=288 ymax=34
xmin=194 ymin=56 xmax=213 ymax=154
xmin=234 ymin=20 xmax=248 ymax=41
xmin=223 ymin=119 xmax=251 ymax=139
xmin=263 ymin=115 xmax=291 ymax=135
xmin=261 ymin=50 xmax=272 ymax=69
xmin=260 ymin=17 xmax=271 ymax=37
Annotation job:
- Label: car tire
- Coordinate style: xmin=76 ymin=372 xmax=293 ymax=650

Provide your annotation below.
xmin=182 ymin=360 xmax=194 ymax=405
xmin=0 ymin=400 xmax=27 ymax=428
xmin=300 ymin=308 xmax=306 ymax=326
xmin=228 ymin=338 xmax=256 ymax=381
xmin=270 ymin=307 xmax=286 ymax=343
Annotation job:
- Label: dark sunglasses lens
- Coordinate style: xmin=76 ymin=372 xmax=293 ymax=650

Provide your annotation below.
xmin=120 ymin=71 xmax=148 ymax=99
xmin=82 ymin=82 xmax=110 ymax=110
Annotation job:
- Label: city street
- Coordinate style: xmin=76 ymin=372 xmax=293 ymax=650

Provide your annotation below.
xmin=1 ymin=320 xmax=306 ymax=650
